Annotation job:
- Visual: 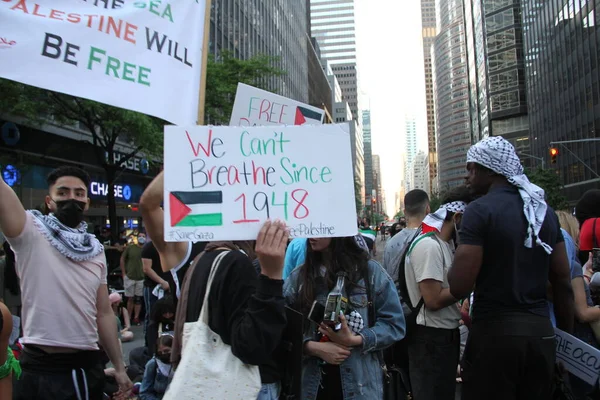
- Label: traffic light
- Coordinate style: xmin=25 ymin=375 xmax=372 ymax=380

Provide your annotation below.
xmin=550 ymin=147 xmax=559 ymax=164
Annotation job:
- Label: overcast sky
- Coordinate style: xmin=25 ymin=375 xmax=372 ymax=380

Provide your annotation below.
xmin=354 ymin=0 xmax=429 ymax=216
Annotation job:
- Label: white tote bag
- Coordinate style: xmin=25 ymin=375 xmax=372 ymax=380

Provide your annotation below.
xmin=164 ymin=251 xmax=262 ymax=400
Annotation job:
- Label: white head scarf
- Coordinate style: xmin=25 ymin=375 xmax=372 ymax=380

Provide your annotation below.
xmin=422 ymin=201 xmax=467 ymax=233
xmin=467 ymin=136 xmax=552 ymax=254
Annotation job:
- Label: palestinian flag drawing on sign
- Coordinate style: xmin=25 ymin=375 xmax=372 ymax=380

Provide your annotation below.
xmin=169 ymin=191 xmax=223 ymax=227
xmin=295 ymin=106 xmax=324 ymax=125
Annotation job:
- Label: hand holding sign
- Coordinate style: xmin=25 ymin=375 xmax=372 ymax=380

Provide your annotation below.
xmin=256 ymin=220 xmax=288 ymax=280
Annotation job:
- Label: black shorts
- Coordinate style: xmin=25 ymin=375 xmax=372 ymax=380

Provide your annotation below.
xmin=14 ymin=346 xmax=106 ymax=400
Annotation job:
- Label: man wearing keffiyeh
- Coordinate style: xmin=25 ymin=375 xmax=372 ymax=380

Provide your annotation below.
xmin=448 ymin=136 xmax=574 ymax=400
xmin=404 ymin=185 xmax=473 ymax=400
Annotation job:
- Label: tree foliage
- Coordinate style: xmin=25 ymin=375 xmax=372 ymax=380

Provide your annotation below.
xmin=0 ymin=78 xmax=163 ymax=237
xmin=354 ymin=176 xmax=363 ymax=215
xmin=526 ymin=167 xmax=569 ymax=210
xmin=205 ymin=51 xmax=285 ymax=125
xmin=393 ymin=210 xmax=404 ymax=220
xmin=429 ymin=192 xmax=443 ymax=212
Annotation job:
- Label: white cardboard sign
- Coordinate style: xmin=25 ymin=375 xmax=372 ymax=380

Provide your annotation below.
xmin=555 ymin=327 xmax=600 ymax=385
xmin=0 ymin=0 xmax=205 ymax=125
xmin=230 ymin=83 xmax=325 ymax=127
xmin=163 ymin=124 xmax=357 ymax=241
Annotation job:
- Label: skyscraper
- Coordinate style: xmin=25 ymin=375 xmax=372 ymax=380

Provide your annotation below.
xmin=311 ymin=0 xmax=364 ymax=201
xmin=310 ymin=0 xmax=360 ymax=121
xmin=420 ymin=0 xmax=438 ymax=194
xmin=373 ymin=154 xmax=383 ymax=214
xmin=463 ymin=0 xmax=530 ymax=156
xmin=412 ymin=150 xmax=431 ymax=193
xmin=433 ymin=0 xmax=472 ymax=190
xmin=209 ymin=0 xmax=309 ymax=102
xmin=404 ymin=115 xmax=418 ymax=192
xmin=521 ymin=0 xmax=600 ymax=202
xmin=363 ymin=109 xmax=374 ymax=208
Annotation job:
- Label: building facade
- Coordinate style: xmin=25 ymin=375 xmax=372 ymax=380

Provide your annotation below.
xmin=334 ymin=102 xmax=365 ymax=205
xmin=521 ymin=0 xmax=600 ymax=202
xmin=311 ymin=0 xmax=364 ymax=202
xmin=310 ymin=0 xmax=360 ymax=120
xmin=412 ymin=150 xmax=431 ymax=193
xmin=404 ymin=115 xmax=418 ymax=192
xmin=420 ymin=0 xmax=439 ymax=194
xmin=464 ymin=0 xmax=530 ymax=158
xmin=209 ymin=0 xmax=310 ymax=102
xmin=0 ymin=119 xmax=157 ymax=233
xmin=373 ymin=154 xmax=384 ymax=215
xmin=363 ymin=110 xmax=374 ymax=208
xmin=433 ymin=0 xmax=472 ymax=190
xmin=308 ymin=37 xmax=333 ymax=117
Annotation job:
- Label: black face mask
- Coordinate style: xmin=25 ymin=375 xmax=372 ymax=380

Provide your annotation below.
xmin=157 ymin=353 xmax=171 ymax=364
xmin=52 ymin=199 xmax=86 ymax=228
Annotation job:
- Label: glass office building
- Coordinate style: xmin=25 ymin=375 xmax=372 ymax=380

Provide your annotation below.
xmin=433 ymin=0 xmax=473 ymax=190
xmin=421 ymin=0 xmax=439 ymax=193
xmin=522 ymin=0 xmax=600 ymax=202
xmin=464 ymin=0 xmax=530 ymax=159
xmin=310 ymin=0 xmax=360 ymax=120
xmin=209 ymin=0 xmax=309 ymax=103
xmin=363 ymin=110 xmax=374 ymax=207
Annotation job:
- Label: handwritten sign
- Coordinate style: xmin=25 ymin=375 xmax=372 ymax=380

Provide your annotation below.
xmin=555 ymin=327 xmax=600 ymax=385
xmin=230 ymin=83 xmax=325 ymax=127
xmin=0 ymin=0 xmax=205 ymax=125
xmin=163 ymin=124 xmax=357 ymax=241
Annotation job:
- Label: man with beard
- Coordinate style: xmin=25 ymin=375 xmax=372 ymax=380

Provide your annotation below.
xmin=449 ymin=137 xmax=573 ymax=400
xmin=0 ymin=166 xmax=131 ymax=399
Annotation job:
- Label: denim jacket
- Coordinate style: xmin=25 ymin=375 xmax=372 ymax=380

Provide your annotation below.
xmin=139 ymin=358 xmax=173 ymax=400
xmin=283 ymin=259 xmax=406 ymax=399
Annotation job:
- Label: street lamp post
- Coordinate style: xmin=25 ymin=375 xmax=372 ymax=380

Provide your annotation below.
xmin=519 ymin=153 xmax=545 ymax=170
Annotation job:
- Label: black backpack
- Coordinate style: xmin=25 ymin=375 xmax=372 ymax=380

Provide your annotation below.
xmin=385 ymin=227 xmax=426 ymax=368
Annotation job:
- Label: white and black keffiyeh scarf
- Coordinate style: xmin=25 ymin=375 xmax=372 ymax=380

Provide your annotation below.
xmin=467 ymin=136 xmax=552 ymax=254
xmin=422 ymin=201 xmax=467 ymax=234
xmin=29 ymin=210 xmax=104 ymax=262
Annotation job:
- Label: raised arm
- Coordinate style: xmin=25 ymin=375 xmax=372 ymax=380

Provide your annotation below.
xmin=139 ymin=171 xmax=189 ymax=272
xmin=0 ymin=178 xmax=26 ymax=238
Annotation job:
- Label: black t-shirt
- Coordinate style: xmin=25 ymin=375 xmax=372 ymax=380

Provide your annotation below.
xmin=141 ymin=241 xmax=174 ymax=289
xmin=459 ymin=185 xmax=563 ymax=321
xmin=170 ymin=241 xmax=207 ymax=302
xmin=185 ymin=249 xmax=286 ymax=383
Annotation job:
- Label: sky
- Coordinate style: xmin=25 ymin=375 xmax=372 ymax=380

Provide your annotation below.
xmin=354 ymin=0 xmax=429 ymax=216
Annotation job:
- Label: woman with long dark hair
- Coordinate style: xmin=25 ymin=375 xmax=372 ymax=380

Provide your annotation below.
xmin=284 ymin=236 xmax=405 ymax=399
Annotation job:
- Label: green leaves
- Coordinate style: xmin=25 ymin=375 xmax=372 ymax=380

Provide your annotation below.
xmin=0 ymin=78 xmax=164 ymax=161
xmin=205 ymin=50 xmax=285 ymax=125
xmin=354 ymin=176 xmax=363 ymax=214
xmin=526 ymin=167 xmax=569 ymax=211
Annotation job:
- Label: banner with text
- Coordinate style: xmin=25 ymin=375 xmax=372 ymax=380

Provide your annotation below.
xmin=230 ymin=83 xmax=325 ymax=127
xmin=164 ymin=124 xmax=357 ymax=241
xmin=0 ymin=0 xmax=205 ymax=125
xmin=555 ymin=328 xmax=600 ymax=385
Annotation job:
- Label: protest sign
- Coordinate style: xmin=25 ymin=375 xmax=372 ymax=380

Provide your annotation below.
xmin=163 ymin=124 xmax=357 ymax=241
xmin=230 ymin=83 xmax=325 ymax=127
xmin=0 ymin=0 xmax=205 ymax=125
xmin=555 ymin=327 xmax=600 ymax=385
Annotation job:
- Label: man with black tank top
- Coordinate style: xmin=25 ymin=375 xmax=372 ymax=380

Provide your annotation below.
xmin=449 ymin=137 xmax=574 ymax=400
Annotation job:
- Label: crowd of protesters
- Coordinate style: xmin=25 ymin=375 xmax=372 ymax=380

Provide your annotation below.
xmin=0 ymin=136 xmax=599 ymax=400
